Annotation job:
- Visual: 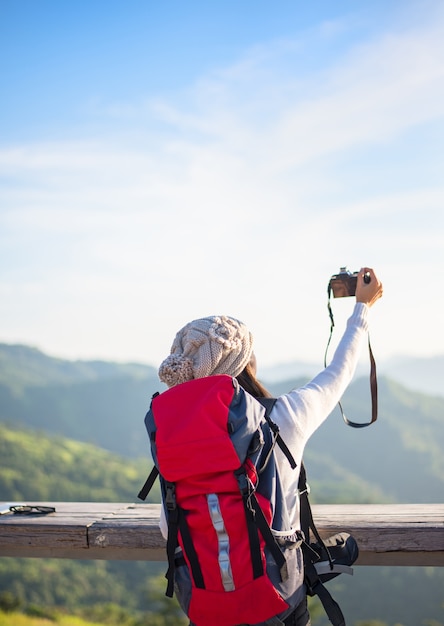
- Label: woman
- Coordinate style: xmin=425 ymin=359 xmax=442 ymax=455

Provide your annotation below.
xmin=157 ymin=267 xmax=383 ymax=626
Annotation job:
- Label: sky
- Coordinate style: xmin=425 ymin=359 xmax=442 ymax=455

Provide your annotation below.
xmin=1 ymin=0 xmax=444 ymax=373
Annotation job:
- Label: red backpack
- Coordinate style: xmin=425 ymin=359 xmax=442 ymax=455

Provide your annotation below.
xmin=138 ymin=374 xmax=357 ymax=626
xmin=139 ymin=375 xmax=303 ymax=625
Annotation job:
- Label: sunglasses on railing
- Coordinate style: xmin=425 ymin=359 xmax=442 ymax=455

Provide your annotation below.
xmin=9 ymin=505 xmax=56 ymax=515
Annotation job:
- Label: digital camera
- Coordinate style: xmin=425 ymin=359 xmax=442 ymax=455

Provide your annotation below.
xmin=329 ymin=267 xmax=370 ymax=298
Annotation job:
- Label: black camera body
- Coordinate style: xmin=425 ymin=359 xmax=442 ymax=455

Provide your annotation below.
xmin=329 ymin=267 xmax=370 ymax=298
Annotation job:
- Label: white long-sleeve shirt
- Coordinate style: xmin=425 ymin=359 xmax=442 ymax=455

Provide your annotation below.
xmin=269 ymin=302 xmax=370 ymax=531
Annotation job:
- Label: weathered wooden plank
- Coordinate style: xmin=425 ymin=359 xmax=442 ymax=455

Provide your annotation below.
xmin=88 ymin=504 xmax=164 ymax=558
xmin=0 ymin=502 xmax=442 ymax=565
xmin=0 ymin=502 xmax=129 ymax=558
xmin=312 ymin=503 xmax=444 ymax=520
xmin=311 ymin=503 xmax=444 ymax=565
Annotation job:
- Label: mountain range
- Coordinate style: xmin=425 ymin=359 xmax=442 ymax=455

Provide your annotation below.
xmin=1 ymin=342 xmax=443 ymax=504
xmin=1 ymin=342 xmax=443 ymax=626
xmin=259 ymin=353 xmax=444 ymax=397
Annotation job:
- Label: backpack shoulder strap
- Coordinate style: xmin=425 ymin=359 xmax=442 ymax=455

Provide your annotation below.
xmin=258 ymin=397 xmax=348 ymax=626
xmin=299 ymin=464 xmax=348 ymax=626
xmin=257 ymin=396 xmax=277 ymax=415
xmin=138 ymin=466 xmax=159 ymax=501
xmin=258 ymin=397 xmax=296 ymax=469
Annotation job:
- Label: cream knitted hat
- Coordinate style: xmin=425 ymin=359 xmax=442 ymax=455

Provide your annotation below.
xmin=158 ymin=315 xmax=254 ymax=387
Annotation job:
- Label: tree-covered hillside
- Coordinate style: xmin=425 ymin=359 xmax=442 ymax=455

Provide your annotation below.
xmin=1 ymin=343 xmax=444 ymax=625
xmin=267 ymin=375 xmax=444 ymax=503
xmin=0 ymin=424 xmax=158 ymax=503
xmin=1 ymin=343 xmax=444 ymax=503
xmin=0 ymin=343 xmax=156 ymax=389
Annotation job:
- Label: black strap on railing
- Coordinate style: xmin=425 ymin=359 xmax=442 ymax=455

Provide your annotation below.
xmin=137 ymin=466 xmax=159 ymax=501
xmin=299 ymin=463 xmax=346 ymax=626
xmin=299 ymin=463 xmax=332 ymax=566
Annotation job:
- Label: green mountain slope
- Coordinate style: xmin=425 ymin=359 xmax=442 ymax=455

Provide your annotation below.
xmin=0 ymin=424 xmax=157 ymax=503
xmin=0 ymin=347 xmax=443 ymax=626
xmin=0 ymin=423 xmax=169 ymax=622
xmin=0 ymin=343 xmax=156 ymax=390
xmin=1 ymin=342 xmax=443 ymax=503
xmin=0 ymin=423 xmax=443 ymax=626
xmin=267 ymin=376 xmax=444 ymax=503
xmin=0 ymin=343 xmax=163 ymax=458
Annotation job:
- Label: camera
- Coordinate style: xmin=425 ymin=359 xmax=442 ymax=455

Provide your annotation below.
xmin=329 ymin=267 xmax=370 ymax=298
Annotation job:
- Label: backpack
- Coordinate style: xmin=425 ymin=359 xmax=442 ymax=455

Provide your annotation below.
xmin=138 ymin=374 xmax=358 ymax=626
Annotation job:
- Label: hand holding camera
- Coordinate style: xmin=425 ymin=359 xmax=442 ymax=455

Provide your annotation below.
xmin=329 ymin=267 xmax=383 ymax=308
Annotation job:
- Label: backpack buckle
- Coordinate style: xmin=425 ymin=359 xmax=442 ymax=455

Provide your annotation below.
xmin=165 ymin=482 xmax=177 ymax=511
xmin=234 ymin=468 xmax=254 ymax=497
xmin=299 ymin=482 xmax=311 ymax=496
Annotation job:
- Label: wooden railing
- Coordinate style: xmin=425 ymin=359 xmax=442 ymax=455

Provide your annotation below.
xmin=1 ymin=502 xmax=443 ymax=566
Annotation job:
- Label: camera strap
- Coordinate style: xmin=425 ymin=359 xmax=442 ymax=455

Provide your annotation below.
xmin=326 ymin=288 xmax=378 ymax=428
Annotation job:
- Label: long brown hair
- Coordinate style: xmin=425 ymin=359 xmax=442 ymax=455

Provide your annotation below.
xmin=236 ymin=362 xmax=271 ymax=399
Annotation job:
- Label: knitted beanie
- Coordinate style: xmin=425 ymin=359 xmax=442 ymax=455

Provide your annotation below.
xmin=158 ymin=315 xmax=254 ymax=387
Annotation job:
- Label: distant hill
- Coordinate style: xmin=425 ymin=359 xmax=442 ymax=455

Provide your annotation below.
xmin=1 ymin=342 xmax=443 ymax=503
xmin=378 ymin=353 xmax=444 ymax=396
xmin=0 ymin=343 xmax=164 ymax=457
xmin=260 ymin=353 xmax=444 ymax=397
xmin=267 ymin=375 xmax=444 ymax=503
xmin=0 ymin=423 xmax=159 ymax=503
xmin=0 ymin=343 xmax=157 ymax=390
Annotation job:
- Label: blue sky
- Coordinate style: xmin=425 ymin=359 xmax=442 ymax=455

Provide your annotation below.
xmin=1 ymin=0 xmax=444 ymax=371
